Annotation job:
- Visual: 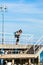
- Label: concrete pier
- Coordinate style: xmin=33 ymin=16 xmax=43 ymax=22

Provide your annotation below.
xmin=12 ymin=59 xmax=14 ymax=65
xmin=0 ymin=44 xmax=43 ymax=65
xmin=38 ymin=56 xmax=40 ymax=65
xmin=28 ymin=59 xmax=31 ymax=65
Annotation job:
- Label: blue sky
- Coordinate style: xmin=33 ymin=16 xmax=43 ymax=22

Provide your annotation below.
xmin=0 ymin=0 xmax=43 ymax=39
xmin=0 ymin=0 xmax=43 ymax=61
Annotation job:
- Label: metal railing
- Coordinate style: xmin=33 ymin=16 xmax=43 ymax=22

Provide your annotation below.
xmin=33 ymin=36 xmax=43 ymax=54
xmin=0 ymin=32 xmax=43 ymax=54
xmin=0 ymin=32 xmax=34 ymax=44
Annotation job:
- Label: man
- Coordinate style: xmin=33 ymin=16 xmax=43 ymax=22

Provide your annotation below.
xmin=14 ymin=29 xmax=22 ymax=45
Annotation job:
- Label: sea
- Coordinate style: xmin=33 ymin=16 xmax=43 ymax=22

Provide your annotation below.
xmin=40 ymin=51 xmax=43 ymax=63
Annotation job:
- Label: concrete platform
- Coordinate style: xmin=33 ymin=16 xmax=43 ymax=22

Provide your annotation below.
xmin=0 ymin=44 xmax=32 ymax=49
xmin=0 ymin=54 xmax=35 ymax=59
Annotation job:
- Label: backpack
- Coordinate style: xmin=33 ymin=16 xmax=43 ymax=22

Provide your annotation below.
xmin=14 ymin=32 xmax=17 ymax=38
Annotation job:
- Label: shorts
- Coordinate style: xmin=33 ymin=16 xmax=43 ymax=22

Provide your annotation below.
xmin=16 ymin=38 xmax=19 ymax=42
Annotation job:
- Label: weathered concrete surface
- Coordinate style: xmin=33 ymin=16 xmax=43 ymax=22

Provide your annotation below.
xmin=0 ymin=44 xmax=32 ymax=49
xmin=0 ymin=54 xmax=35 ymax=59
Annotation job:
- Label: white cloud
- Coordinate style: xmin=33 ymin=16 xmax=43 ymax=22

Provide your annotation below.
xmin=0 ymin=1 xmax=43 ymax=14
xmin=5 ymin=17 xmax=43 ymax=23
xmin=13 ymin=18 xmax=43 ymax=22
xmin=4 ymin=3 xmax=43 ymax=14
xmin=0 ymin=3 xmax=43 ymax=23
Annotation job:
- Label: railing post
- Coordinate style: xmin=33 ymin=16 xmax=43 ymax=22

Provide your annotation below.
xmin=33 ymin=44 xmax=35 ymax=54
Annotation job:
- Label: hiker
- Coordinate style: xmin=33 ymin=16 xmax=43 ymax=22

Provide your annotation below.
xmin=14 ymin=29 xmax=22 ymax=45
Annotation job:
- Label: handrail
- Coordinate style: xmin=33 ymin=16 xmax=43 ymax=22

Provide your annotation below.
xmin=34 ymin=36 xmax=43 ymax=54
xmin=0 ymin=32 xmax=33 ymax=44
xmin=34 ymin=36 xmax=43 ymax=45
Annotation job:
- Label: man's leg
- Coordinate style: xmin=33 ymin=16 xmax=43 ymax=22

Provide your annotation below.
xmin=16 ymin=38 xmax=19 ymax=45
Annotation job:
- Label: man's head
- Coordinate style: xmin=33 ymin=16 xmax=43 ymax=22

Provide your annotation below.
xmin=19 ymin=29 xmax=22 ymax=33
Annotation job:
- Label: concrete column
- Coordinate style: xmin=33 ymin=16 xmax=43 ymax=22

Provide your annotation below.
xmin=28 ymin=59 xmax=31 ymax=65
xmin=20 ymin=59 xmax=22 ymax=65
xmin=38 ymin=55 xmax=40 ymax=65
xmin=12 ymin=59 xmax=14 ymax=65
xmin=1 ymin=59 xmax=3 ymax=65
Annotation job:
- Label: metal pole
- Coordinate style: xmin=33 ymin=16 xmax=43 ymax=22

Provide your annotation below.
xmin=0 ymin=5 xmax=7 ymax=44
xmin=2 ymin=10 xmax=4 ymax=44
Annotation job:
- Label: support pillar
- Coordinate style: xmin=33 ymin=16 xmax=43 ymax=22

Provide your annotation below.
xmin=20 ymin=59 xmax=22 ymax=65
xmin=1 ymin=59 xmax=3 ymax=65
xmin=28 ymin=59 xmax=31 ymax=65
xmin=12 ymin=59 xmax=14 ymax=65
xmin=38 ymin=56 xmax=40 ymax=65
